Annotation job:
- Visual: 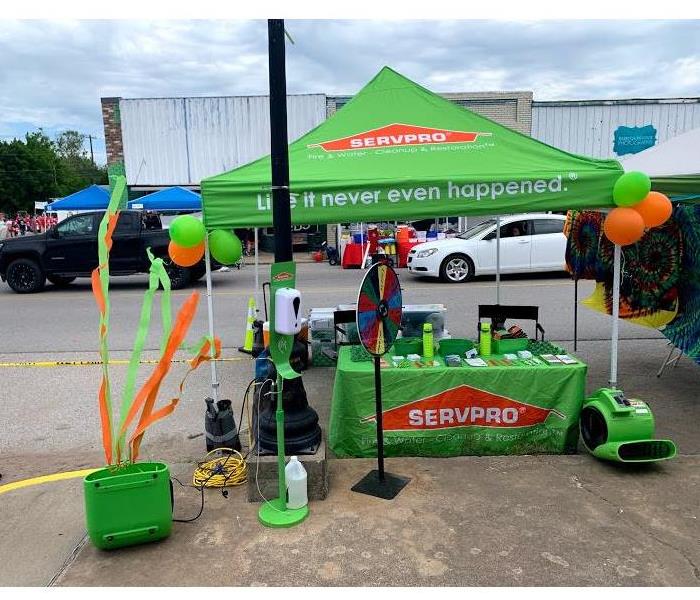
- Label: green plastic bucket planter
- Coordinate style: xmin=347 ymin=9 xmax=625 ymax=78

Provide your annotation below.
xmin=84 ymin=462 xmax=173 ymax=550
xmin=392 ymin=337 xmax=422 ymax=356
xmin=437 ymin=338 xmax=475 ymax=357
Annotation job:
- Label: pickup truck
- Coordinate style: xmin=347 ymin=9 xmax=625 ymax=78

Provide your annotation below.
xmin=0 ymin=210 xmax=207 ymax=293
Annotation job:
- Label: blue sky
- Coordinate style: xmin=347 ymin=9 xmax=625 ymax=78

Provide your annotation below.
xmin=1 ymin=19 xmax=698 ymax=165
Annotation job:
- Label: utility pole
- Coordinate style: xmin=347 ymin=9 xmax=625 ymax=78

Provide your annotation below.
xmin=88 ymin=134 xmax=95 ymax=167
xmin=267 ymin=19 xmax=292 ymax=263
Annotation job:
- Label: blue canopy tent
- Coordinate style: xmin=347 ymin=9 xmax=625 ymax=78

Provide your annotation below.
xmin=45 ymin=185 xmax=110 ymax=211
xmin=128 ymin=186 xmax=202 ymax=211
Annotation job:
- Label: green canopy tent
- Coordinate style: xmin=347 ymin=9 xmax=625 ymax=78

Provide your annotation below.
xmin=201 ymin=66 xmax=623 ymax=228
xmin=199 ymin=66 xmax=625 ymax=400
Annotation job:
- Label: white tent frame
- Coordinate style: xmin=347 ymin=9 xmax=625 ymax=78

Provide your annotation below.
xmin=201 ymin=206 xmax=623 ymax=399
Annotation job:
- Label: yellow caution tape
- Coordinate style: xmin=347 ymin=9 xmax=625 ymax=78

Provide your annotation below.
xmin=0 ymin=469 xmax=99 ymax=495
xmin=0 ymin=356 xmax=248 ymax=368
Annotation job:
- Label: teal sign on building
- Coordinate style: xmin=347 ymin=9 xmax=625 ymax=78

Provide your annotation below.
xmin=613 ymin=125 xmax=657 ymax=156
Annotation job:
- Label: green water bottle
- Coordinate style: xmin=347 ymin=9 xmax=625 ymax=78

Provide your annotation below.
xmin=423 ymin=322 xmax=434 ymax=363
xmin=479 ymin=322 xmax=492 ymax=357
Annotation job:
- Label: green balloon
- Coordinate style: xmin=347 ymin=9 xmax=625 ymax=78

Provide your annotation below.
xmin=169 ymin=215 xmax=205 ymax=248
xmin=209 ymin=230 xmax=242 ymax=265
xmin=613 ymin=171 xmax=651 ymax=207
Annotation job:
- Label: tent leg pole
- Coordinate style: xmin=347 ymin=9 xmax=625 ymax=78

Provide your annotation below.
xmin=609 ymin=244 xmax=621 ymax=389
xmin=336 ymin=223 xmax=340 ymax=249
xmin=574 ymin=278 xmax=578 ymax=352
xmin=360 ymin=222 xmax=365 ymax=269
xmin=362 ymin=240 xmax=371 ymax=269
xmin=496 ymin=216 xmax=501 ymax=305
xmin=254 ymin=227 xmax=259 ymax=299
xmin=204 ymin=234 xmax=220 ymax=402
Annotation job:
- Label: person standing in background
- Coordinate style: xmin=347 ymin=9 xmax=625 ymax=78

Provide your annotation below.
xmin=245 ymin=228 xmax=255 ymax=256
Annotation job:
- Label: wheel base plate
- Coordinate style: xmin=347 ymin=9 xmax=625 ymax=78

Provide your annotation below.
xmin=258 ymin=497 xmax=309 ymax=528
xmin=351 ymin=469 xmax=410 ymax=500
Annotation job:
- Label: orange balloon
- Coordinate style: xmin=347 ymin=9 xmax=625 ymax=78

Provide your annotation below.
xmin=633 ymin=191 xmax=673 ymax=228
xmin=603 ymin=207 xmax=645 ymax=246
xmin=169 ymin=240 xmax=204 ymax=267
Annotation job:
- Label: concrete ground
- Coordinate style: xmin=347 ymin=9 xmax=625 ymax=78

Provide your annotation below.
xmin=54 ymin=455 xmax=700 ymax=586
xmin=0 ymin=262 xmax=698 ymax=586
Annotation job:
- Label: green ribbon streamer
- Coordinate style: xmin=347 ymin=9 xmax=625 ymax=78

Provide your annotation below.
xmin=114 ymin=248 xmax=173 ymax=460
xmin=181 ymin=335 xmax=212 ymax=358
xmin=95 ymin=177 xmax=128 ymax=464
xmin=157 ymin=251 xmax=172 ymax=356
xmin=94 ymin=183 xmax=206 ymax=464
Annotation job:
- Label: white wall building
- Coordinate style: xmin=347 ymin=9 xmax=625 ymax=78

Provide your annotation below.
xmin=102 ymin=94 xmax=327 ymax=190
xmin=101 ymin=91 xmax=700 ymax=242
xmin=532 ymin=98 xmax=700 ymax=159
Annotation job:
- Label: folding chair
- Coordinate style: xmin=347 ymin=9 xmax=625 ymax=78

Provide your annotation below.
xmin=477 ymin=304 xmax=545 ymax=340
xmin=319 ymin=308 xmax=357 ymax=363
xmin=656 ymin=342 xmax=683 ymax=378
xmin=334 ymin=309 xmax=357 ymax=349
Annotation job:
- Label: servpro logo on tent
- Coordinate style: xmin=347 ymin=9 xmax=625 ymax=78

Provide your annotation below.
xmin=362 ymin=384 xmax=565 ymax=431
xmin=309 ymin=123 xmax=491 ymax=152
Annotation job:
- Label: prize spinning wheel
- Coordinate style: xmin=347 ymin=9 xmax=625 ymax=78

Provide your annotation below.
xmin=357 ymin=263 xmax=403 ymax=356
xmin=352 ymin=262 xmax=409 ymax=500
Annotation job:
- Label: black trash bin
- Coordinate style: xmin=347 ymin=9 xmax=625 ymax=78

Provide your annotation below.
xmin=204 ymin=398 xmax=242 ymax=452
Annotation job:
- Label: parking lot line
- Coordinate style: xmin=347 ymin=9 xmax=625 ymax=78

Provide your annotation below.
xmin=0 ymin=469 xmax=99 ymax=496
xmin=0 ymin=278 xmax=573 ymax=301
xmin=0 ymin=357 xmax=247 ymax=368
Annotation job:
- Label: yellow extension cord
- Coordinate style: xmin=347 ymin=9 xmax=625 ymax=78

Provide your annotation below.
xmin=192 ymin=447 xmax=248 ymax=488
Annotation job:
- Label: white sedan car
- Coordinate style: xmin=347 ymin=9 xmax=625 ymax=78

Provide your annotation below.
xmin=407 ymin=213 xmax=567 ymax=283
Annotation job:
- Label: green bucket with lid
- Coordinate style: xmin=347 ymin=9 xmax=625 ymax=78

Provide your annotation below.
xmin=84 ymin=462 xmax=173 ymax=550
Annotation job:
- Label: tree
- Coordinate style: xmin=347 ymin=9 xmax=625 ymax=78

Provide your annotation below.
xmin=0 ymin=131 xmax=59 ymax=214
xmin=56 ymin=130 xmax=88 ymax=164
xmin=54 ymin=129 xmax=106 ymax=198
xmin=0 ymin=130 xmax=107 ymax=214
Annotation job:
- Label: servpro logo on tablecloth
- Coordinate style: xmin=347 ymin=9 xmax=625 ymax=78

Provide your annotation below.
xmin=362 ymin=384 xmax=565 ymax=430
xmin=309 ymin=124 xmax=491 ymax=152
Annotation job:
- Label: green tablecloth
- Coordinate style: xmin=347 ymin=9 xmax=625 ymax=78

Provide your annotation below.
xmin=329 ymin=347 xmax=587 ymax=457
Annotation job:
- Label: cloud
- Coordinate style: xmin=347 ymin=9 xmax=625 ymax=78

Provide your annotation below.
xmin=0 ymin=19 xmax=698 ymax=164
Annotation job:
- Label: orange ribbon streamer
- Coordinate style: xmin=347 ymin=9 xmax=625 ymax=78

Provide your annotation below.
xmin=128 ymin=336 xmax=221 ymax=462
xmin=113 ymin=292 xmax=219 ymax=463
xmin=92 ymin=210 xmax=121 ymax=465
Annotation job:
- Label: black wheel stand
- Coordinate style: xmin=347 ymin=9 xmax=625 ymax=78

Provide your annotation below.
xmin=351 ymin=356 xmax=410 ymax=500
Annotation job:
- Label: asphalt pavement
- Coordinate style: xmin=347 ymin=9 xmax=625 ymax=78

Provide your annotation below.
xmin=0 ymin=260 xmax=672 ymax=456
xmin=0 ymin=260 xmax=697 ymax=586
xmin=0 ymin=258 xmax=665 ymax=355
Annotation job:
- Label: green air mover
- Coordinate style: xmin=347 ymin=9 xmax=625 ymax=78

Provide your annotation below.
xmin=84 ymin=462 xmax=173 ymax=549
xmin=580 ymin=388 xmax=677 ymax=463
